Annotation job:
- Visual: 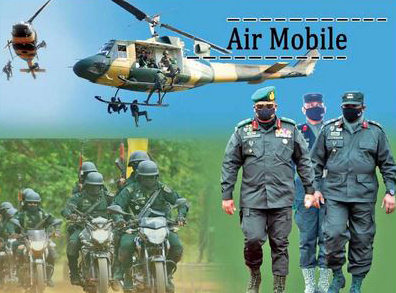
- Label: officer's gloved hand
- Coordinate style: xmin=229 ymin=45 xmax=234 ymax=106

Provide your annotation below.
xmin=177 ymin=215 xmax=186 ymax=227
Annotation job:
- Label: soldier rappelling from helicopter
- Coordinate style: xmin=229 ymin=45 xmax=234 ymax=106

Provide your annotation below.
xmin=2 ymin=61 xmax=13 ymax=81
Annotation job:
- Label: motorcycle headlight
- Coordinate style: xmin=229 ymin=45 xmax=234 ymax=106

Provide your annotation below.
xmin=142 ymin=228 xmax=168 ymax=245
xmin=30 ymin=241 xmax=45 ymax=251
xmin=91 ymin=229 xmax=110 ymax=244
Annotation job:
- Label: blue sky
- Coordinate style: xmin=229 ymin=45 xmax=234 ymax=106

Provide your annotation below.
xmin=0 ymin=0 xmax=395 ymax=138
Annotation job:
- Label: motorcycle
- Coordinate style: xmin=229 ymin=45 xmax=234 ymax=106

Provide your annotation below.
xmin=68 ymin=205 xmax=115 ymax=293
xmin=10 ymin=218 xmax=62 ymax=293
xmin=107 ymin=197 xmax=187 ymax=293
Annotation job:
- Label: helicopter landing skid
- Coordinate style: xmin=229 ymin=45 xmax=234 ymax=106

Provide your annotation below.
xmin=94 ymin=96 xmax=169 ymax=107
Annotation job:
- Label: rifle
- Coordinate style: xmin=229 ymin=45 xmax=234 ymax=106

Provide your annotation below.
xmin=115 ymin=142 xmax=126 ymax=186
xmin=17 ymin=173 xmax=23 ymax=209
xmin=77 ymin=140 xmax=85 ymax=191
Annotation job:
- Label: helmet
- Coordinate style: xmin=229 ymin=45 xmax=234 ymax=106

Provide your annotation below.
xmin=22 ymin=188 xmax=34 ymax=201
xmin=84 ymin=172 xmax=104 ymax=186
xmin=24 ymin=191 xmax=41 ymax=203
xmin=5 ymin=207 xmax=18 ymax=219
xmin=81 ymin=161 xmax=98 ymax=175
xmin=137 ymin=160 xmax=159 ymax=176
xmin=163 ymin=50 xmax=169 ymax=55
xmin=128 ymin=151 xmax=150 ymax=167
xmin=0 ymin=202 xmax=13 ymax=212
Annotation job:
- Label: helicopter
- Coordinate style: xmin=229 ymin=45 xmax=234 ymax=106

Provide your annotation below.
xmin=3 ymin=0 xmax=52 ymax=79
xmin=73 ymin=0 xmax=320 ymax=107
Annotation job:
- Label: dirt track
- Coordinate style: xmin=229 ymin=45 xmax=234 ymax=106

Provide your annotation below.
xmin=0 ymin=263 xmax=222 ymax=293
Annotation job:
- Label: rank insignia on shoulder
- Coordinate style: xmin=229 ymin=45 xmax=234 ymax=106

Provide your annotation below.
xmin=302 ymin=125 xmax=308 ymax=132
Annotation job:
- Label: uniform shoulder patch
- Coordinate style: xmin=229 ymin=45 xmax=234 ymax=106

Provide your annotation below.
xmin=236 ymin=118 xmax=253 ymax=129
xmin=280 ymin=117 xmax=296 ymax=125
xmin=368 ymin=120 xmax=383 ymax=130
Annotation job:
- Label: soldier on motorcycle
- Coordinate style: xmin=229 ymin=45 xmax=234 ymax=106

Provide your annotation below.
xmin=14 ymin=191 xmax=59 ymax=287
xmin=112 ymin=160 xmax=189 ymax=292
xmin=61 ymin=172 xmax=113 ymax=286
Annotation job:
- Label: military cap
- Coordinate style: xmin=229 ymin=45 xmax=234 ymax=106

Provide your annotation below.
xmin=342 ymin=91 xmax=364 ymax=105
xmin=303 ymin=93 xmax=323 ymax=103
xmin=251 ymin=86 xmax=276 ymax=103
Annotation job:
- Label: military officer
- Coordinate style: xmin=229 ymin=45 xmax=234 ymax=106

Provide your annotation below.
xmin=61 ymin=172 xmax=113 ymax=285
xmin=113 ymin=160 xmax=188 ymax=293
xmin=294 ymin=93 xmax=330 ymax=293
xmin=309 ymin=91 xmax=396 ymax=293
xmin=14 ymin=191 xmax=59 ymax=287
xmin=221 ymin=86 xmax=315 ymax=293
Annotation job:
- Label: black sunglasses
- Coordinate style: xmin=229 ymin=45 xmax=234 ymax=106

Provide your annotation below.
xmin=255 ymin=104 xmax=275 ymax=110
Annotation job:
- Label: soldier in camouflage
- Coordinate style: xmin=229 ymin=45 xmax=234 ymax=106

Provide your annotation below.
xmin=221 ymin=86 xmax=315 ymax=293
xmin=61 ymin=172 xmax=113 ymax=285
xmin=113 ymin=160 xmax=188 ymax=293
xmin=309 ymin=91 xmax=396 ymax=293
xmin=112 ymin=150 xmax=150 ymax=287
xmin=0 ymin=202 xmax=18 ymax=285
xmin=14 ymin=191 xmax=58 ymax=287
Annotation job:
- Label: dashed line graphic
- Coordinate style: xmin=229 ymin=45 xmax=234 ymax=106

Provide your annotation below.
xmin=186 ymin=55 xmax=348 ymax=61
xmin=226 ymin=17 xmax=387 ymax=23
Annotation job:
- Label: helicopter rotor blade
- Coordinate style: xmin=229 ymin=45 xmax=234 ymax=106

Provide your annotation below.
xmin=27 ymin=0 xmax=52 ymax=23
xmin=110 ymin=0 xmax=231 ymax=54
xmin=160 ymin=22 xmax=231 ymax=54
xmin=111 ymin=0 xmax=147 ymax=21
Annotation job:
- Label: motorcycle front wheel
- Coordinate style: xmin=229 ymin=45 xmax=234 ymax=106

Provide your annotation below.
xmin=153 ymin=262 xmax=166 ymax=293
xmin=97 ymin=258 xmax=109 ymax=293
xmin=34 ymin=262 xmax=45 ymax=293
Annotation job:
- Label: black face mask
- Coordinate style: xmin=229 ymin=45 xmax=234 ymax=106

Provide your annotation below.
xmin=343 ymin=108 xmax=362 ymax=122
xmin=305 ymin=107 xmax=325 ymax=121
xmin=139 ymin=176 xmax=158 ymax=191
xmin=256 ymin=108 xmax=275 ymax=121
xmin=26 ymin=205 xmax=39 ymax=214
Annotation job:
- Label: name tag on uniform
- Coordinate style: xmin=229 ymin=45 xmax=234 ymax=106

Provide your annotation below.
xmin=243 ymin=134 xmax=261 ymax=139
xmin=275 ymin=128 xmax=292 ymax=138
xmin=327 ymin=136 xmax=343 ymax=140
xmin=330 ymin=131 xmax=340 ymax=136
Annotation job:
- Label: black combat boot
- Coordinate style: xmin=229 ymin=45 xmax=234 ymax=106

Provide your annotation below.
xmin=246 ymin=267 xmax=261 ymax=293
xmin=273 ymin=275 xmax=286 ymax=293
xmin=328 ymin=269 xmax=346 ymax=293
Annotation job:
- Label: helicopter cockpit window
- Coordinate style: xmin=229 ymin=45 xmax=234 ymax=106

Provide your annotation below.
xmin=98 ymin=40 xmax=115 ymax=56
xmin=117 ymin=45 xmax=127 ymax=58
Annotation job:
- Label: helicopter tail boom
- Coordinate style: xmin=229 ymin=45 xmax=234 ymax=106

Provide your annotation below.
xmin=204 ymin=49 xmax=319 ymax=85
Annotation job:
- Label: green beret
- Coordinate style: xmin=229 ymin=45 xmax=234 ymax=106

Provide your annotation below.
xmin=251 ymin=86 xmax=276 ymax=103
xmin=342 ymin=91 xmax=364 ymax=105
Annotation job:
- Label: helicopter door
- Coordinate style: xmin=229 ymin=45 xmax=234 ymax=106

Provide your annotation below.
xmin=117 ymin=44 xmax=127 ymax=59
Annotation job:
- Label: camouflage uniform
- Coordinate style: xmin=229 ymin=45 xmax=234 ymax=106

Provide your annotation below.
xmin=113 ymin=180 xmax=188 ymax=289
xmin=61 ymin=187 xmax=113 ymax=282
